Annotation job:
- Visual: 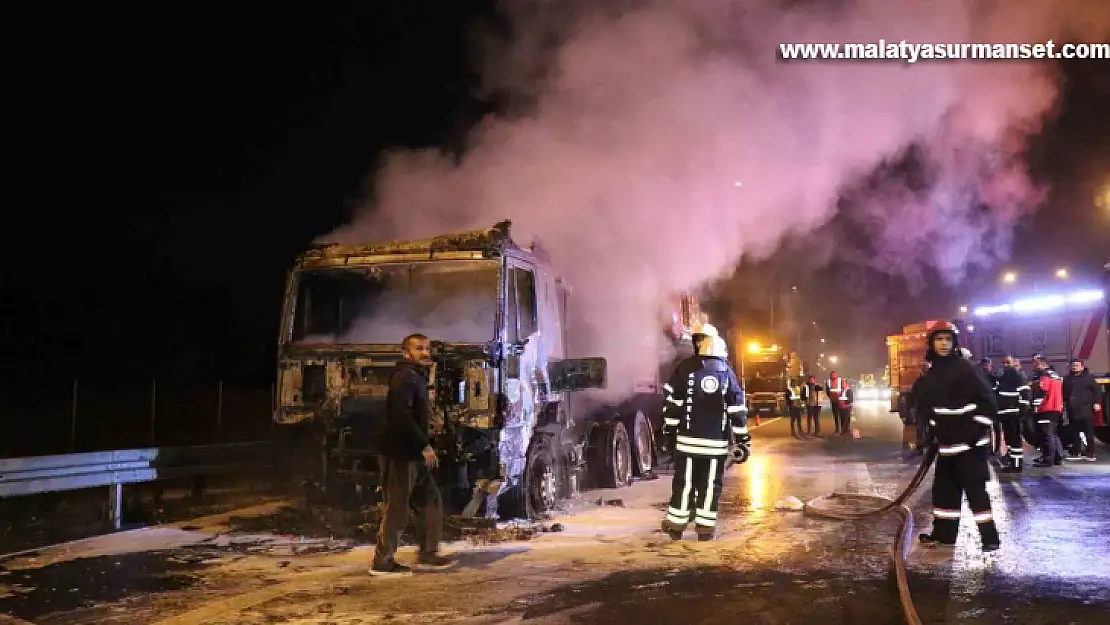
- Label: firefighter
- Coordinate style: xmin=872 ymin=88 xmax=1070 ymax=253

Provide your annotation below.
xmin=1031 ymin=356 xmax=1065 ymax=468
xmin=916 ymin=321 xmax=1001 ymax=552
xmin=826 ymin=371 xmax=850 ymax=435
xmin=661 ymin=324 xmax=749 ymax=541
xmin=786 ymin=377 xmax=804 ymax=439
xmin=979 ymin=358 xmax=1003 ymax=456
xmin=996 ymin=354 xmax=1030 ymax=473
xmin=801 ymin=375 xmax=823 ymax=436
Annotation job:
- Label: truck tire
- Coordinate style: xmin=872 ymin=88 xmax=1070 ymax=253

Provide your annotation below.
xmin=524 ymin=437 xmax=559 ymax=518
xmin=626 ymin=410 xmax=655 ymax=477
xmin=592 ymin=421 xmax=633 ymax=489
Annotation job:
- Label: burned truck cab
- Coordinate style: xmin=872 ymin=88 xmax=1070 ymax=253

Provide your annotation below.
xmin=274 ymin=221 xmax=607 ymax=517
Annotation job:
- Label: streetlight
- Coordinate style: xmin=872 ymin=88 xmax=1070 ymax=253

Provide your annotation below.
xmin=1002 ymin=271 xmax=1017 ymax=284
xmin=820 ymin=337 xmax=826 ymax=343
xmin=959 ymin=305 xmax=968 ymax=314
xmin=829 ymin=355 xmax=839 ymax=364
xmin=1055 ymin=267 xmax=1068 ymax=279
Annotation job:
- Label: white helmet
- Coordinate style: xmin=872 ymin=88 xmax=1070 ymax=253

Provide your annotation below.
xmin=694 ymin=322 xmax=719 ymax=338
xmin=699 ymin=335 xmax=729 ymax=358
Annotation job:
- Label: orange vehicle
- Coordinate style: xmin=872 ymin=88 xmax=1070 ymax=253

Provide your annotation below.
xmin=886 ymin=320 xmax=948 ymax=421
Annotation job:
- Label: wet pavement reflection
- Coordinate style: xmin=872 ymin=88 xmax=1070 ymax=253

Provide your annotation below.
xmin=2 ymin=401 xmax=1108 ymax=623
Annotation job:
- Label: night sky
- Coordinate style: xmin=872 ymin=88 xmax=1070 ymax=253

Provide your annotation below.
xmin=5 ymin=3 xmax=1108 ymax=393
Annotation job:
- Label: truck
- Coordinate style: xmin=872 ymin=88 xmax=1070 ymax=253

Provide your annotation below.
xmin=272 ymin=220 xmax=703 ymax=519
xmin=735 ymin=342 xmax=803 ymax=417
xmin=886 ymin=320 xmax=943 ymax=423
xmin=964 ymin=280 xmax=1108 ymax=443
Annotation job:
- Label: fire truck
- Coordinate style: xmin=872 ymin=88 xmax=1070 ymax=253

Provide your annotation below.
xmin=886 ymin=320 xmax=940 ymax=424
xmin=963 ymin=278 xmax=1109 ymax=444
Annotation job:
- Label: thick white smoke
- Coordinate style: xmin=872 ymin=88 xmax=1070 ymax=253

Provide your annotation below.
xmin=325 ymin=0 xmax=1110 ymax=398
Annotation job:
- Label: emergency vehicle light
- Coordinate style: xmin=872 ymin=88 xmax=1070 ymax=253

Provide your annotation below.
xmin=973 ymin=289 xmax=1104 ymax=317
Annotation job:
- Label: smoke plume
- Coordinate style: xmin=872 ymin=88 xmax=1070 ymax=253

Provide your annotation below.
xmin=326 ymin=0 xmax=1110 ymax=397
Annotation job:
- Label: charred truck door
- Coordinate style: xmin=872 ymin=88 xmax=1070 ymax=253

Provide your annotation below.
xmin=498 ymin=259 xmax=544 ymax=515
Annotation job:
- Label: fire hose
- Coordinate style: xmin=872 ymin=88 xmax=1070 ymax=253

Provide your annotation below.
xmin=803 ymin=445 xmax=938 ymax=625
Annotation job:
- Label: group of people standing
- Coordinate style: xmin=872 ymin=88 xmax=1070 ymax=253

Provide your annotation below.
xmin=784 ymin=372 xmax=855 ymax=439
xmin=978 ymin=354 xmax=1102 ymax=469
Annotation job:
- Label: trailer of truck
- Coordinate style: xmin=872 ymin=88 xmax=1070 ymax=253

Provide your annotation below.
xmin=273 ymin=220 xmax=703 ymax=518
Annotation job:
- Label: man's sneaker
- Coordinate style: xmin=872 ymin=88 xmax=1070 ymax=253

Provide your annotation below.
xmin=1065 ymin=454 xmax=1085 ymax=461
xmin=918 ymin=533 xmax=956 ymax=548
xmin=369 ymin=561 xmax=413 ymax=576
xmin=1032 ymin=458 xmax=1054 ymax=468
xmin=982 ymin=541 xmax=1001 ymax=553
xmin=1083 ymin=455 xmax=1097 ymax=462
xmin=416 ymin=552 xmax=456 ymax=568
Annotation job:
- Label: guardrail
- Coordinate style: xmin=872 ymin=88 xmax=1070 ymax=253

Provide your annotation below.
xmin=0 ymin=441 xmax=275 ymax=529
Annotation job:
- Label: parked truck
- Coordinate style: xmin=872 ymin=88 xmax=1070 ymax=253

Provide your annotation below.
xmin=886 ymin=320 xmax=941 ymax=422
xmin=734 ymin=342 xmax=803 ymax=417
xmin=273 ymin=220 xmax=703 ymax=518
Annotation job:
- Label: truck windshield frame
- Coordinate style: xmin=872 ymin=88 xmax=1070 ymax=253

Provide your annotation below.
xmin=286 ymin=259 xmax=500 ymax=345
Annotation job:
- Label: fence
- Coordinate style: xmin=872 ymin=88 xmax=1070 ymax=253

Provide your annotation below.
xmin=0 ymin=380 xmax=276 ymax=458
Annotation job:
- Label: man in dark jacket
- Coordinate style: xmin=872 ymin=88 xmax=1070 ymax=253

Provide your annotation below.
xmin=916 ymin=321 xmax=1001 ymax=552
xmin=1063 ymin=358 xmax=1103 ymax=461
xmin=370 ymin=333 xmax=453 ymax=576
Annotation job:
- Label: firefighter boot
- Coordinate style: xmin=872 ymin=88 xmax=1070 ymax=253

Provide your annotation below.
xmin=661 ymin=520 xmax=684 ymax=541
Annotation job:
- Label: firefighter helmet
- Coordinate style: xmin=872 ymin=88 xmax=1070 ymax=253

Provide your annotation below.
xmin=927 ymin=320 xmax=960 ymax=344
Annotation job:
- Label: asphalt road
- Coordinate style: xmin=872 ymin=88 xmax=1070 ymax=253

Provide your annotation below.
xmin=1 ymin=401 xmax=1107 ymax=624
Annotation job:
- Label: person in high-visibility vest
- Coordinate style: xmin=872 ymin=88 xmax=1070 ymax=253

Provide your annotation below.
xmin=786 ymin=377 xmax=804 ymax=439
xmin=826 ymin=371 xmax=850 ymax=435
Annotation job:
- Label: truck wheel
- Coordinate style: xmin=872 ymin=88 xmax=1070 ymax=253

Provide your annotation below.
xmin=1095 ymin=426 xmax=1110 ymax=446
xmin=525 ymin=439 xmax=559 ymax=517
xmin=596 ymin=421 xmax=633 ymax=489
xmin=627 ymin=410 xmax=655 ymax=477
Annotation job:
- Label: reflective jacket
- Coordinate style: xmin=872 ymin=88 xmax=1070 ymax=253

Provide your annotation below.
xmin=785 ymin=384 xmax=801 ymax=409
xmin=918 ymin=354 xmax=999 ymax=456
xmin=1032 ymin=368 xmax=1064 ymax=414
xmin=826 ymin=377 xmax=850 ymax=407
xmin=995 ymin=367 xmax=1029 ymax=420
xmin=662 ymin=356 xmax=748 ymax=457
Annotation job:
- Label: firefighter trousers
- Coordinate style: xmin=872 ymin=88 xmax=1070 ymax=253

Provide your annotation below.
xmin=1001 ymin=416 xmax=1024 ymax=468
xmin=930 ymin=449 xmax=999 ymax=546
xmin=664 ymin=454 xmax=726 ymax=536
xmin=991 ymin=417 xmax=1004 ymax=454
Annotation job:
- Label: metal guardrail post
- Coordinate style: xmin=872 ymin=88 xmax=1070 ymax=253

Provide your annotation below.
xmin=108 ymin=482 xmax=123 ymax=530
